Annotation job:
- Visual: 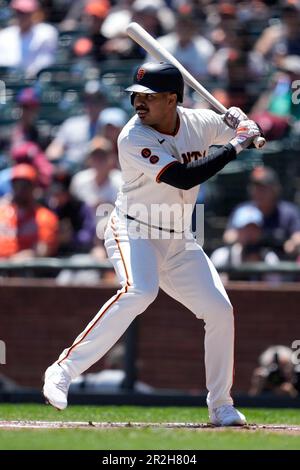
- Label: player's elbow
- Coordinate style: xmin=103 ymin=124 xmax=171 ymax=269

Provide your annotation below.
xmin=181 ymin=181 xmax=195 ymax=190
xmin=168 ymin=180 xmax=193 ymax=190
xmin=177 ymin=181 xmax=194 ymax=190
xmin=159 ymin=164 xmax=194 ymax=190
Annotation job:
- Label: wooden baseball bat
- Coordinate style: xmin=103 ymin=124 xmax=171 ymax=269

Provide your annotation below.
xmin=126 ymin=22 xmax=266 ymax=149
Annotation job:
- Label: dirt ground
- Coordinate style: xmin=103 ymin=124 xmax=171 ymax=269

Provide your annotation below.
xmin=0 ymin=421 xmax=299 ymax=434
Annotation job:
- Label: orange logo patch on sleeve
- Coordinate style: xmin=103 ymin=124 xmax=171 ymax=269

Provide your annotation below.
xmin=141 ymin=148 xmax=151 ymax=158
xmin=150 ymin=155 xmax=159 ymax=164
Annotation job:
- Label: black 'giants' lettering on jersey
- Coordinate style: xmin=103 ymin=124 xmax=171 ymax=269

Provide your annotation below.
xmin=181 ymin=150 xmax=207 ymax=163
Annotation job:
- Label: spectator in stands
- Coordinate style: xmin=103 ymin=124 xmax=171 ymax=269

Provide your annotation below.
xmin=224 ymin=166 xmax=300 ymax=259
xmin=0 ymin=164 xmax=58 ymax=260
xmin=253 ymin=2 xmax=300 ymax=74
xmin=47 ymin=168 xmax=95 ymax=256
xmin=147 ymin=13 xmax=214 ymax=78
xmin=11 ymin=87 xmax=43 ymax=148
xmin=56 ymin=136 xmax=121 ymax=272
xmin=60 ymin=0 xmax=110 ymax=32
xmin=11 ymin=142 xmax=53 ymax=189
xmin=100 ymin=0 xmax=173 ymax=48
xmin=46 ymin=80 xmax=106 ymax=169
xmin=114 ymin=0 xmax=169 ymax=59
xmin=91 ymin=0 xmax=171 ymax=60
xmin=41 ymin=0 xmax=72 ymax=24
xmin=235 ymin=0 xmax=272 ymax=23
xmin=211 ymin=205 xmax=279 ymax=269
xmin=97 ymin=107 xmax=128 ymax=166
xmin=250 ymin=56 xmax=300 ymax=140
xmin=94 ymin=0 xmax=131 ymax=40
xmin=72 ymin=0 xmax=110 ymax=63
xmin=249 ymin=345 xmax=300 ymax=398
xmin=0 ymin=141 xmax=53 ymax=197
xmin=0 ymin=0 xmax=58 ymax=78
xmin=208 ymin=1 xmax=239 ymax=52
xmin=209 ymin=17 xmax=254 ymax=81
xmin=225 ymin=50 xmax=256 ymax=112
xmin=70 ymin=136 xmax=122 ymax=209
xmin=210 ymin=50 xmax=255 ymax=113
xmin=131 ymin=0 xmax=166 ymax=38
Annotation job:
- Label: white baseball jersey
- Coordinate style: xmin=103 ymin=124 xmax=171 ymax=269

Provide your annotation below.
xmin=116 ymin=107 xmax=235 ymax=231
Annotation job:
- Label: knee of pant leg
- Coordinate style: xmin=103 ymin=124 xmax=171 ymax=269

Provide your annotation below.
xmin=222 ymin=300 xmax=234 ymax=326
xmin=217 ymin=300 xmax=234 ymax=331
xmin=202 ymin=297 xmax=234 ymax=327
xmin=128 ymin=284 xmax=159 ymax=312
xmin=139 ymin=285 xmax=159 ymax=308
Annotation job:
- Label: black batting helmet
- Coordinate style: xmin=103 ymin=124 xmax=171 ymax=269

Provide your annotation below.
xmin=126 ymin=62 xmax=184 ymax=105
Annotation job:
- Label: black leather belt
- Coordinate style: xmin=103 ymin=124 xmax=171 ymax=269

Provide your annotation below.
xmin=125 ymin=214 xmax=176 ymax=233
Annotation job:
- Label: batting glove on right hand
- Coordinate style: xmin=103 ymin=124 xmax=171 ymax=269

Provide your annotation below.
xmin=230 ymin=120 xmax=261 ymax=154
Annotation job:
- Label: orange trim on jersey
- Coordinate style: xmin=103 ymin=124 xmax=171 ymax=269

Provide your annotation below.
xmin=156 ymin=161 xmax=178 ymax=183
xmin=58 ymin=217 xmax=130 ymax=365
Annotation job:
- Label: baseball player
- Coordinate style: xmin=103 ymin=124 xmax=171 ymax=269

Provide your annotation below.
xmin=43 ymin=62 xmax=262 ymax=426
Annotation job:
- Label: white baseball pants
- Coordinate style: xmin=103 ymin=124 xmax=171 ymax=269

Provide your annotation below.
xmin=58 ymin=209 xmax=234 ymax=409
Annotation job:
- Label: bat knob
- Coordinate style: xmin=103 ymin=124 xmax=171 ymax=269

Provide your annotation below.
xmin=254 ymin=136 xmax=266 ymax=149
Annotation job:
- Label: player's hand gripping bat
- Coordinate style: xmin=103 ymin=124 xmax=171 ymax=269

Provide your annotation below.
xmin=126 ymin=22 xmax=266 ymax=149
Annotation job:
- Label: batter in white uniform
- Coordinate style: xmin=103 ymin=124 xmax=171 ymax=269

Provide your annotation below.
xmin=43 ymin=62 xmax=262 ymax=426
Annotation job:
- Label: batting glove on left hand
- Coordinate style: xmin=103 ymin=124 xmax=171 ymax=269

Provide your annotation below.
xmin=230 ymin=120 xmax=261 ymax=154
xmin=223 ymin=106 xmax=248 ymax=129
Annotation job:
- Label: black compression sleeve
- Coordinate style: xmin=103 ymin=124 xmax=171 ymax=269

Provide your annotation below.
xmin=159 ymin=144 xmax=237 ymax=190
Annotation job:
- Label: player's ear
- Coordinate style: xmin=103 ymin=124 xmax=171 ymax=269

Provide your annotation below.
xmin=168 ymin=92 xmax=177 ymax=106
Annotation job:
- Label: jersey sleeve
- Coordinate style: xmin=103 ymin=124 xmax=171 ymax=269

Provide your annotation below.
xmin=118 ymin=129 xmax=177 ymax=182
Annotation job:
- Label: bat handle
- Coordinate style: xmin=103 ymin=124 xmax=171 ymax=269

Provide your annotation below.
xmin=220 ymin=111 xmax=266 ymax=150
xmin=221 ymin=113 xmax=266 ymax=150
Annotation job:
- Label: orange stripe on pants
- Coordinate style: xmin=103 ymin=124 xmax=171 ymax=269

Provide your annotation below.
xmin=58 ymin=218 xmax=130 ymax=364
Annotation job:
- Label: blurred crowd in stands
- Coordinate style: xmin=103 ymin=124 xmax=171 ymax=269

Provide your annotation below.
xmin=0 ymin=0 xmax=300 ymax=281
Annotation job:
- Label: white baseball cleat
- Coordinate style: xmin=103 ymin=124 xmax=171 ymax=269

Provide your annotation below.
xmin=43 ymin=363 xmax=71 ymax=410
xmin=209 ymin=404 xmax=247 ymax=427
